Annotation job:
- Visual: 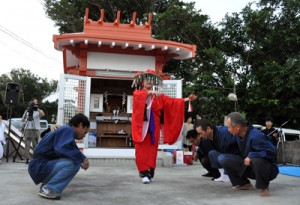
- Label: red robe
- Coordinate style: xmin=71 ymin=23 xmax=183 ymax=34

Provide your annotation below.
xmin=132 ymin=89 xmax=185 ymax=172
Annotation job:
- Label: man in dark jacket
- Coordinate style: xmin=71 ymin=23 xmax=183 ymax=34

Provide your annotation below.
xmin=194 ymin=118 xmax=240 ymax=182
xmin=28 ymin=113 xmax=90 ymax=200
xmin=186 ymin=129 xmax=220 ymax=179
xmin=219 ymin=112 xmax=278 ymax=197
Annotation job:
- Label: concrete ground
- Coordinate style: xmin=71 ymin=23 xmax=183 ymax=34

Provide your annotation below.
xmin=0 ymin=159 xmax=299 ymax=205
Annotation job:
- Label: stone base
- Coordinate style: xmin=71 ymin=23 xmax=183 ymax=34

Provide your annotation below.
xmin=87 ymin=151 xmax=173 ymax=167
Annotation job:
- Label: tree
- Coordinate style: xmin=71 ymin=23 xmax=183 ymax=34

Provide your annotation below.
xmin=43 ymin=0 xmax=300 ymax=128
xmin=0 ymin=68 xmax=58 ymax=120
xmin=43 ymin=0 xmax=236 ymax=125
xmin=44 ymin=0 xmax=177 ymax=34
xmin=155 ymin=1 xmax=234 ymax=124
xmin=220 ymin=0 xmax=300 ymax=127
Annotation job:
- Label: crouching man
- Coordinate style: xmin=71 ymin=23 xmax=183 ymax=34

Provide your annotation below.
xmin=28 ymin=113 xmax=90 ymax=200
xmin=219 ymin=112 xmax=278 ymax=197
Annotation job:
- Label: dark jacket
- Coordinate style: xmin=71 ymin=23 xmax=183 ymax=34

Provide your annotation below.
xmin=211 ymin=126 xmax=240 ymax=155
xmin=28 ymin=125 xmax=86 ymax=184
xmin=238 ymin=126 xmax=277 ymax=162
xmin=197 ymin=138 xmax=214 ymax=160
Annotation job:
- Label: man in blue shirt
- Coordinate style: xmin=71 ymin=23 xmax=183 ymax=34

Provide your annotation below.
xmin=194 ymin=119 xmax=240 ymax=182
xmin=186 ymin=129 xmax=220 ymax=179
xmin=219 ymin=112 xmax=278 ymax=197
xmin=28 ymin=113 xmax=90 ymax=200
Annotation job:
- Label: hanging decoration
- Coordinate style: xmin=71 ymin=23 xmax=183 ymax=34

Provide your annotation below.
xmin=188 ymin=101 xmax=193 ymax=112
xmin=187 ymin=93 xmax=197 ymax=112
xmin=104 ymin=91 xmax=108 ymax=112
xmin=122 ymin=92 xmax=126 ymax=112
xmin=131 ymin=69 xmax=163 ymax=90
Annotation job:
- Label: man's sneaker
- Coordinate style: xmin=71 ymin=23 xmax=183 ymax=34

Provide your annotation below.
xmin=142 ymin=177 xmax=150 ymax=184
xmin=38 ymin=186 xmax=61 ymax=200
xmin=149 ymin=177 xmax=154 ymax=182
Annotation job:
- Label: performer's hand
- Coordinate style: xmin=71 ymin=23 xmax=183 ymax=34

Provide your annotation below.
xmin=149 ymin=91 xmax=162 ymax=97
xmin=188 ymin=93 xmax=197 ymax=101
xmin=244 ymin=157 xmax=251 ymax=166
xmin=81 ymin=158 xmax=89 ymax=170
xmin=154 ymin=91 xmax=162 ymax=97
xmin=50 ymin=124 xmax=60 ymax=132
xmin=184 ymin=93 xmax=197 ymax=102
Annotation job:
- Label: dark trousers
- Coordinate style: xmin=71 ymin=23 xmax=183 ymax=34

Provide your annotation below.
xmin=219 ymin=154 xmax=279 ymax=189
xmin=200 ymin=156 xmax=220 ymax=178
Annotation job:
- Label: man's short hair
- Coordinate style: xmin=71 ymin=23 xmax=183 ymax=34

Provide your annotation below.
xmin=186 ymin=129 xmax=198 ymax=139
xmin=69 ymin=113 xmax=90 ymax=128
xmin=227 ymin=112 xmax=247 ymax=127
xmin=194 ymin=118 xmax=213 ymax=131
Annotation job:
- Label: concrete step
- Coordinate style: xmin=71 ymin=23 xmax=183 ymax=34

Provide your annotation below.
xmin=87 ymin=151 xmax=174 ymax=167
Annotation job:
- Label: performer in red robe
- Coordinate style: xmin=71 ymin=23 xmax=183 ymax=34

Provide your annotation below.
xmin=131 ymin=69 xmax=197 ymax=184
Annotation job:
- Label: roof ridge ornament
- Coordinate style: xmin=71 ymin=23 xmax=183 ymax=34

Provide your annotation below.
xmin=129 ymin=12 xmax=137 ymax=28
xmin=84 ymin=8 xmax=90 ymax=25
xmin=84 ymin=8 xmax=152 ymax=30
xmin=145 ymin=13 xmax=152 ymax=29
xmin=98 ymin=9 xmax=105 ymax=25
xmin=114 ymin=10 xmax=121 ymax=26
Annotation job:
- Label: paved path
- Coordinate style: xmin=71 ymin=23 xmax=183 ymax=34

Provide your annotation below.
xmin=0 ymin=160 xmax=299 ymax=205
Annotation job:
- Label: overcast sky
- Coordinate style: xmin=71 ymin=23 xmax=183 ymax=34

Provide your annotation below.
xmin=0 ymin=0 xmax=255 ymax=81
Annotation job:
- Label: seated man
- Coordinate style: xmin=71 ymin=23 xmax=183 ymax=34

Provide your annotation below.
xmin=186 ymin=129 xmax=220 ymax=179
xmin=28 ymin=113 xmax=90 ymax=200
xmin=219 ymin=112 xmax=278 ymax=197
xmin=194 ymin=119 xmax=240 ymax=182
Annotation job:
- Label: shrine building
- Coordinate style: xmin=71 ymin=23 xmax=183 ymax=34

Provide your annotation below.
xmin=52 ymin=8 xmax=196 ymax=157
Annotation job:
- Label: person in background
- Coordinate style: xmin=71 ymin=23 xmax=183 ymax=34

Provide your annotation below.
xmin=196 ymin=114 xmax=201 ymax=120
xmin=131 ymin=69 xmax=197 ymax=184
xmin=261 ymin=116 xmax=278 ymax=147
xmin=194 ymin=118 xmax=240 ymax=183
xmin=186 ymin=129 xmax=220 ymax=179
xmin=219 ymin=112 xmax=278 ymax=197
xmin=40 ymin=124 xmax=60 ymax=138
xmin=182 ymin=116 xmax=194 ymax=151
xmin=28 ymin=113 xmax=90 ymax=200
xmin=0 ymin=115 xmax=6 ymax=163
xmin=22 ymin=98 xmax=45 ymax=164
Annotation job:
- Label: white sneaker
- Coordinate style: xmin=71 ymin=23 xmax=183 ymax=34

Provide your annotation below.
xmin=142 ymin=177 xmax=150 ymax=184
xmin=214 ymin=174 xmax=230 ymax=182
xmin=149 ymin=178 xmax=154 ymax=182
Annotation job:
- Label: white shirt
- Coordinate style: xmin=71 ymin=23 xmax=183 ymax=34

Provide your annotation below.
xmin=23 ymin=110 xmax=41 ymax=130
xmin=0 ymin=121 xmax=6 ymax=144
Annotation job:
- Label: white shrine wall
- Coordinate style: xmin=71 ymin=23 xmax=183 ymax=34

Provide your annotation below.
xmin=87 ymin=52 xmax=156 ymax=71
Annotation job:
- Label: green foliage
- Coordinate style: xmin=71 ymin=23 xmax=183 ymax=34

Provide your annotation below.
xmin=44 ymin=0 xmax=176 ymax=34
xmin=220 ymin=0 xmax=300 ymax=127
xmin=155 ymin=1 xmax=233 ymax=125
xmin=0 ymin=68 xmax=58 ymax=120
xmin=42 ymin=100 xmax=59 ymax=123
xmin=43 ymin=0 xmax=300 ymax=128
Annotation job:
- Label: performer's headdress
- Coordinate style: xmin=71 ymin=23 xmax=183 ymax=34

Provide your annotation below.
xmin=132 ymin=69 xmax=164 ymax=90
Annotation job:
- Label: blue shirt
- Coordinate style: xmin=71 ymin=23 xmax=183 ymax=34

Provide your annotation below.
xmin=212 ymin=126 xmax=240 ymax=155
xmin=28 ymin=125 xmax=86 ymax=184
xmin=237 ymin=126 xmax=276 ymax=161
